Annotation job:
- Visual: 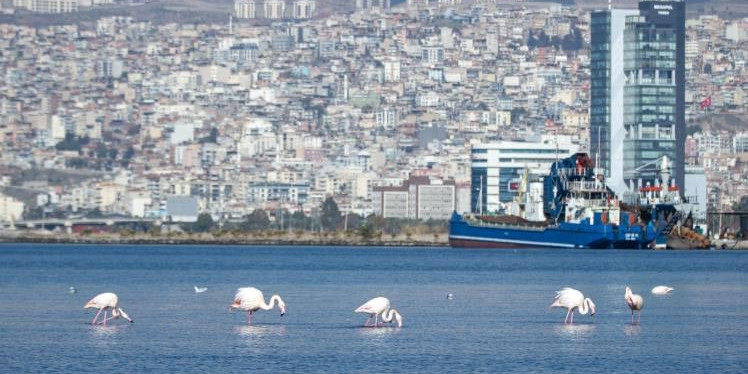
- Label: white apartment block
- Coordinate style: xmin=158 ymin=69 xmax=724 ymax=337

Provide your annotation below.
xmin=376 ymin=108 xmax=398 ymax=130
xmin=235 ymin=0 xmax=257 ymax=19
xmin=725 ymin=19 xmax=748 ymax=43
xmin=406 ymin=0 xmax=428 ymax=7
xmin=372 ymin=176 xmax=456 ymax=220
xmin=733 ymin=132 xmax=748 ymax=153
xmin=292 ymin=0 xmax=315 ymax=19
xmin=414 ymin=183 xmax=456 ymax=220
xmin=356 ymin=0 xmax=390 ymax=9
xmin=20 ymin=0 xmax=79 ymax=13
xmin=12 ymin=0 xmax=32 ymax=10
xmin=264 ymin=0 xmax=285 ymax=19
xmin=0 ymin=194 xmax=24 ymax=223
xmin=382 ymin=59 xmax=401 ymax=82
xmin=471 ymin=135 xmax=579 ymax=214
xmin=421 ymin=46 xmax=445 ymax=64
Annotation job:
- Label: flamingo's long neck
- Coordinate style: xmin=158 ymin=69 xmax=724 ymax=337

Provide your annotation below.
xmin=578 ymin=299 xmax=590 ymax=315
xmin=260 ymin=295 xmax=281 ymax=311
xmin=381 ymin=308 xmax=402 ymax=326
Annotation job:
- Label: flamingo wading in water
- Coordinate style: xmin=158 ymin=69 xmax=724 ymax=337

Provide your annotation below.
xmin=355 ymin=297 xmax=403 ymax=327
xmin=625 ymin=286 xmax=644 ymax=324
xmin=230 ymin=287 xmax=286 ymax=325
xmin=550 ymin=288 xmax=596 ymax=324
xmin=651 ymin=285 xmax=673 ymax=295
xmin=84 ymin=293 xmax=133 ymax=325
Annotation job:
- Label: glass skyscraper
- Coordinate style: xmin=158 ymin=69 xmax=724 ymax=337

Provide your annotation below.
xmin=590 ymin=0 xmax=685 ymax=195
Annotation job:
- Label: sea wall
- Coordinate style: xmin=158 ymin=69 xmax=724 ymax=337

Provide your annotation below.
xmin=0 ymin=231 xmax=449 ymax=247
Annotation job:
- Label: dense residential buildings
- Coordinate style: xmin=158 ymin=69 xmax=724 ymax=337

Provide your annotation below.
xmin=0 ymin=0 xmax=745 ymax=229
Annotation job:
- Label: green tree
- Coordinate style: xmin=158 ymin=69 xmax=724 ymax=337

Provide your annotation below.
xmin=55 ymin=133 xmax=90 ymax=151
xmin=734 ymin=196 xmax=748 ymax=211
xmin=358 ymin=225 xmax=375 ymax=240
xmin=320 ymin=197 xmax=341 ymax=231
xmin=96 ymin=143 xmax=108 ymax=158
xmin=241 ymin=209 xmax=270 ymax=231
xmin=289 ymin=210 xmax=310 ymax=230
xmin=86 ymin=207 xmax=103 ymax=218
xmin=343 ymin=212 xmax=363 ymax=230
xmin=123 ymin=146 xmax=135 ymax=160
xmin=188 ymin=213 xmax=214 ymax=233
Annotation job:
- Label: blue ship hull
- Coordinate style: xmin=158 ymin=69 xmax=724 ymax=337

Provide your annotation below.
xmin=449 ymin=213 xmax=656 ymax=249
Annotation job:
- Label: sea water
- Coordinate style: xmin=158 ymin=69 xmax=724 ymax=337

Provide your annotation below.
xmin=0 ymin=244 xmax=746 ymax=373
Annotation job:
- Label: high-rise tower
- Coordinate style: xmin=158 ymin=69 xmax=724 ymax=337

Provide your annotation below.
xmin=590 ymin=0 xmax=685 ymax=194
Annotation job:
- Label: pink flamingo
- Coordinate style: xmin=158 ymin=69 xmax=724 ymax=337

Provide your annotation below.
xmin=625 ymin=286 xmax=644 ymax=324
xmin=230 ymin=287 xmax=286 ymax=325
xmin=355 ymin=297 xmax=403 ymax=327
xmin=84 ymin=293 xmax=133 ymax=325
xmin=550 ymin=287 xmax=596 ymax=324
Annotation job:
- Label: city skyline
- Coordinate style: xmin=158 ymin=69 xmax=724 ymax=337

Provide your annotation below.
xmin=0 ymin=0 xmax=745 ymax=236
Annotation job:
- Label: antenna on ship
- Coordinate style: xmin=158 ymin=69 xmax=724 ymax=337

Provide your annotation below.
xmin=478 ymin=175 xmax=484 ymax=216
xmin=596 ymin=126 xmax=601 ymax=179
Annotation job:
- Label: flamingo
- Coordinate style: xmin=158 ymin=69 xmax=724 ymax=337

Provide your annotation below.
xmin=550 ymin=287 xmax=596 ymax=324
xmin=651 ymin=285 xmax=673 ymax=295
xmin=194 ymin=286 xmax=208 ymax=293
xmin=83 ymin=292 xmax=133 ymax=325
xmin=230 ymin=287 xmax=286 ymax=325
xmin=355 ymin=297 xmax=403 ymax=328
xmin=625 ymin=286 xmax=644 ymax=324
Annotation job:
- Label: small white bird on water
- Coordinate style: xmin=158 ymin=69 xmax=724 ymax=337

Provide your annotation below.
xmin=446 ymin=293 xmax=453 ymax=300
xmin=355 ymin=297 xmax=403 ymax=328
xmin=230 ymin=287 xmax=286 ymax=325
xmin=84 ymin=292 xmax=133 ymax=325
xmin=651 ymin=285 xmax=674 ymax=295
xmin=625 ymin=286 xmax=644 ymax=325
xmin=550 ymin=287 xmax=596 ymax=324
xmin=69 ymin=286 xmax=77 ymax=294
xmin=194 ymin=286 xmax=208 ymax=293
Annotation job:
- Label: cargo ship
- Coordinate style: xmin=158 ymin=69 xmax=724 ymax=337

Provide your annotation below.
xmin=449 ymin=153 xmax=681 ymax=249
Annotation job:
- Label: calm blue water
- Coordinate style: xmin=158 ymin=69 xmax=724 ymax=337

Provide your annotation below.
xmin=0 ymin=244 xmax=746 ymax=373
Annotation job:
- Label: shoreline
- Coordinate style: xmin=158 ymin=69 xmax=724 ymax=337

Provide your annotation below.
xmin=1 ymin=232 xmax=745 ymax=249
xmin=0 ymin=232 xmax=449 ymax=247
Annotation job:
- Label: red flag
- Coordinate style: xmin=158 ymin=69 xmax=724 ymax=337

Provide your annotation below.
xmin=699 ymin=96 xmax=712 ymax=110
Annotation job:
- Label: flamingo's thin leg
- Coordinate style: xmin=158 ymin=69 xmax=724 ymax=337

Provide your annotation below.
xmin=102 ymin=310 xmax=108 ymax=325
xmin=92 ymin=308 xmax=103 ymax=325
xmin=247 ymin=311 xmax=252 ymax=325
xmin=564 ymin=309 xmax=571 ymax=323
xmin=374 ymin=314 xmax=379 ymax=327
xmin=364 ymin=316 xmax=372 ymax=327
xmin=570 ymin=311 xmax=574 ymax=324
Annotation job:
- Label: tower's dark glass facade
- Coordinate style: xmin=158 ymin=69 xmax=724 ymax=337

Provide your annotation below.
xmin=590 ymin=0 xmax=685 ymax=192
